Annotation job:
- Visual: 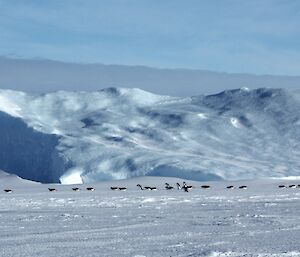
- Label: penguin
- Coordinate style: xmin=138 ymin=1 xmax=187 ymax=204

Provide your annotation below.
xmin=176 ymin=183 xmax=182 ymax=190
xmin=183 ymin=182 xmax=193 ymax=191
xmin=165 ymin=183 xmax=174 ymax=190
xmin=137 ymin=184 xmax=145 ymax=190
xmin=201 ymin=185 xmax=210 ymax=189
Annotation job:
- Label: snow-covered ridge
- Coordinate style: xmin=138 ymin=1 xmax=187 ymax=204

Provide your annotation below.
xmin=0 ymin=87 xmax=300 ymax=184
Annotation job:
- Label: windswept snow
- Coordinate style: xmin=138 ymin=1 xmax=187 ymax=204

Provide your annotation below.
xmin=0 ymin=87 xmax=300 ymax=183
xmin=0 ymin=93 xmax=22 ymax=117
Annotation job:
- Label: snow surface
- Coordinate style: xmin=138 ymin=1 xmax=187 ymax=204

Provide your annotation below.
xmin=0 ymin=174 xmax=299 ymax=256
xmin=0 ymin=87 xmax=300 ymax=183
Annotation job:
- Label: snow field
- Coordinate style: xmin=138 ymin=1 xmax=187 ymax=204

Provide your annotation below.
xmin=0 ymin=176 xmax=299 ymax=257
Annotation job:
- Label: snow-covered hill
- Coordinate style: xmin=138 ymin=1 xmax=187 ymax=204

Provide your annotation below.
xmin=0 ymin=87 xmax=300 ymax=184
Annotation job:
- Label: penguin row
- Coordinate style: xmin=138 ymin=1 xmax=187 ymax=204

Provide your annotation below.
xmin=47 ymin=187 xmax=96 ymax=192
xmin=2 ymin=184 xmax=300 ymax=193
xmin=278 ymin=184 xmax=300 ymax=189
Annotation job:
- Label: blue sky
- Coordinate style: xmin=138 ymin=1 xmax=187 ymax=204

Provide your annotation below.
xmin=0 ymin=0 xmax=299 ymax=75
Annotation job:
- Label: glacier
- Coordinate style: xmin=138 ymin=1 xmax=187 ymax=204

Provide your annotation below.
xmin=0 ymin=87 xmax=300 ymax=184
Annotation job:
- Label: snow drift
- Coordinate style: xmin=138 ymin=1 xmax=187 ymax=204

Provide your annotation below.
xmin=0 ymin=87 xmax=300 ymax=184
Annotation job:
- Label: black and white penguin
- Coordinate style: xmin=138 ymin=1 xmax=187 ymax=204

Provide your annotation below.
xmin=176 ymin=183 xmax=182 ymax=190
xmin=165 ymin=183 xmax=174 ymax=190
xmin=183 ymin=182 xmax=193 ymax=192
xmin=137 ymin=184 xmax=144 ymax=190
xmin=201 ymin=185 xmax=210 ymax=189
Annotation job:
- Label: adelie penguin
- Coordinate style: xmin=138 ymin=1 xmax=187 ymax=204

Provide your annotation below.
xmin=144 ymin=186 xmax=157 ymax=191
xmin=149 ymin=187 xmax=157 ymax=191
xmin=137 ymin=184 xmax=144 ymax=190
xmin=137 ymin=184 xmax=157 ymax=191
xmin=165 ymin=183 xmax=174 ymax=190
xmin=201 ymin=185 xmax=210 ymax=189
xmin=182 ymin=182 xmax=193 ymax=192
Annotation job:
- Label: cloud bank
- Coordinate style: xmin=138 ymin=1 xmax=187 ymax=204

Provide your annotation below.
xmin=0 ymin=58 xmax=300 ymax=96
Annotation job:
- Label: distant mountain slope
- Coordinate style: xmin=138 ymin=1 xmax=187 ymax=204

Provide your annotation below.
xmin=1 ymin=57 xmax=300 ymax=96
xmin=0 ymin=87 xmax=300 ymax=184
